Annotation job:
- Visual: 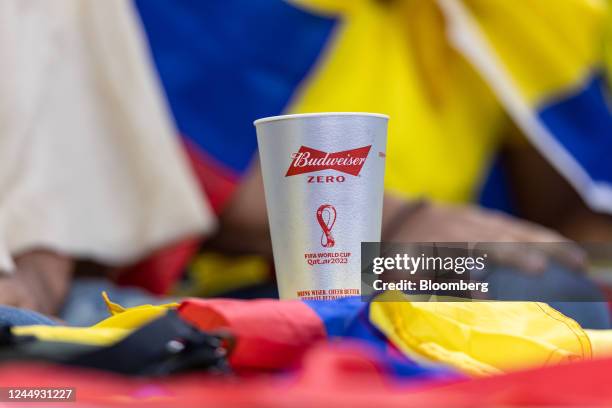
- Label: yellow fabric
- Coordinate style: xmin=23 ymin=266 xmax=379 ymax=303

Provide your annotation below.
xmin=285 ymin=0 xmax=608 ymax=203
xmin=464 ymin=0 xmax=607 ymax=105
xmin=12 ymin=326 xmax=131 ymax=347
xmin=287 ymin=0 xmax=502 ymax=203
xmin=585 ymin=329 xmax=612 ymax=356
xmin=288 ymin=0 xmax=363 ymax=15
xmin=93 ymin=294 xmax=178 ymax=330
xmin=605 ymin=1 xmax=612 ymax=80
xmin=101 ymin=291 xmax=127 ymax=315
xmin=175 ymin=252 xmax=269 ymax=297
xmin=11 ymin=294 xmax=177 ymax=346
xmin=370 ymin=292 xmax=596 ymax=376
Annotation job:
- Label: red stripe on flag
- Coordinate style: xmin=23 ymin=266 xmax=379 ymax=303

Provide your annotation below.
xmin=182 ymin=138 xmax=239 ymax=214
xmin=179 ymin=298 xmax=327 ymax=371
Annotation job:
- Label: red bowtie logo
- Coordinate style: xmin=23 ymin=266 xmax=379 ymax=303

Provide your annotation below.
xmin=285 ymin=145 xmax=371 ymax=177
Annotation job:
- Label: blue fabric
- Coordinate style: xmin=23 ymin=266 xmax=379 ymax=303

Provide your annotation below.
xmin=304 ymin=297 xmax=364 ymax=337
xmin=538 ymin=72 xmax=612 ymax=184
xmin=481 ymin=72 xmax=611 ymax=215
xmin=304 ymin=297 xmax=390 ymax=349
xmin=0 ymin=306 xmax=57 ymax=326
xmin=134 ymin=0 xmax=337 ymax=173
xmin=478 ymin=154 xmax=518 ymax=215
xmin=305 ymin=297 xmax=458 ymax=379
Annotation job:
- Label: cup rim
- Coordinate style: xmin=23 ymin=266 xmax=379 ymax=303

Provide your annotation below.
xmin=253 ymin=112 xmax=389 ymax=126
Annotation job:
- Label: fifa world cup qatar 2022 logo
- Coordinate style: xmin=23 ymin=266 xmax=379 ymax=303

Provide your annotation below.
xmin=316 ymin=204 xmax=336 ymax=248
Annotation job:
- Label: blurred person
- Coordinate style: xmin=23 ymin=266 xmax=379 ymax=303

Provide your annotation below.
xmin=131 ymin=0 xmax=611 ymax=246
xmin=0 ymin=0 xmax=214 ymax=318
xmin=133 ymin=0 xmax=608 ymax=280
xmin=0 ymin=0 xmax=608 ymax=327
xmin=134 ymin=0 xmax=610 ymax=328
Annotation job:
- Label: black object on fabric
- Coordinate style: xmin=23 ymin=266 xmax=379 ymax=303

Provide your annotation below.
xmin=0 ymin=311 xmax=233 ymax=376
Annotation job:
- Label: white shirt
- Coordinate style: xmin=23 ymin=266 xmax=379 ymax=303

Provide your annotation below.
xmin=0 ymin=0 xmax=215 ymax=271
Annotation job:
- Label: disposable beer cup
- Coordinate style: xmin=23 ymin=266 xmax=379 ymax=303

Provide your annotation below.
xmin=254 ymin=113 xmax=388 ymax=300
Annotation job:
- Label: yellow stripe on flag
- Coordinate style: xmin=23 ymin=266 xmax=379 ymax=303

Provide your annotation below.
xmin=287 ymin=0 xmax=502 ymax=203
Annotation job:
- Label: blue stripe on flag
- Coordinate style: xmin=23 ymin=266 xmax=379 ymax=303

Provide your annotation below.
xmin=478 ymin=154 xmax=518 ymax=215
xmin=305 ymin=297 xmax=458 ymax=379
xmin=134 ymin=0 xmax=337 ymax=173
xmin=538 ymin=72 xmax=612 ymax=184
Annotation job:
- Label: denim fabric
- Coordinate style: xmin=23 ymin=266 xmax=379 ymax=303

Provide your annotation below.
xmin=60 ymin=278 xmax=175 ymax=326
xmin=485 ymin=263 xmax=611 ymax=329
xmin=0 ymin=305 xmax=57 ymax=326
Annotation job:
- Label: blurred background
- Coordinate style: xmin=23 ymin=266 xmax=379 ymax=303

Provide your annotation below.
xmin=131 ymin=0 xmax=612 ymax=301
xmin=0 ymin=1 xmax=612 ymax=405
xmin=0 ymin=0 xmax=610 ymax=324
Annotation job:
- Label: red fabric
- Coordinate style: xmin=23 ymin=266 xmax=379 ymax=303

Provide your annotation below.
xmin=115 ymin=238 xmax=201 ymax=295
xmin=5 ymin=350 xmax=612 ymax=407
xmin=182 ymin=138 xmax=239 ymax=214
xmin=178 ymin=298 xmax=327 ymax=370
xmin=0 ymin=343 xmax=430 ymax=408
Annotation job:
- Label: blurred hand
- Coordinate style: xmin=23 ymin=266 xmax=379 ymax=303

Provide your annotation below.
xmin=0 ymin=274 xmax=38 ymax=310
xmin=0 ymin=250 xmax=73 ymax=315
xmin=383 ymin=195 xmax=586 ymax=274
xmin=212 ymin=161 xmax=586 ymax=274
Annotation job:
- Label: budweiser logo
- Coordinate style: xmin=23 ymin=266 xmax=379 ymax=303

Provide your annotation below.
xmin=285 ymin=145 xmax=371 ymax=177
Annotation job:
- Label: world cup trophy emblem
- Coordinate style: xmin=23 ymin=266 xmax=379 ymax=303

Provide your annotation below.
xmin=316 ymin=204 xmax=336 ymax=248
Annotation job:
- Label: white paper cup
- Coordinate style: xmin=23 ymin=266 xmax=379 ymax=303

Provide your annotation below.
xmin=254 ymin=113 xmax=388 ymax=300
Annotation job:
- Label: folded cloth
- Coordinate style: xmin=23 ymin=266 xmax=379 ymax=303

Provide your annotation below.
xmin=369 ymin=292 xmax=612 ymax=376
xmin=179 ymin=298 xmax=326 ymax=371
xmin=0 ymin=0 xmax=214 ymax=271
xmin=2 ymin=311 xmax=231 ymax=376
xmin=12 ymin=292 xmax=176 ymax=346
xmin=1 ymin=295 xmax=451 ymax=381
xmin=179 ymin=297 xmax=456 ymax=379
xmin=20 ymin=293 xmax=612 ymax=381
